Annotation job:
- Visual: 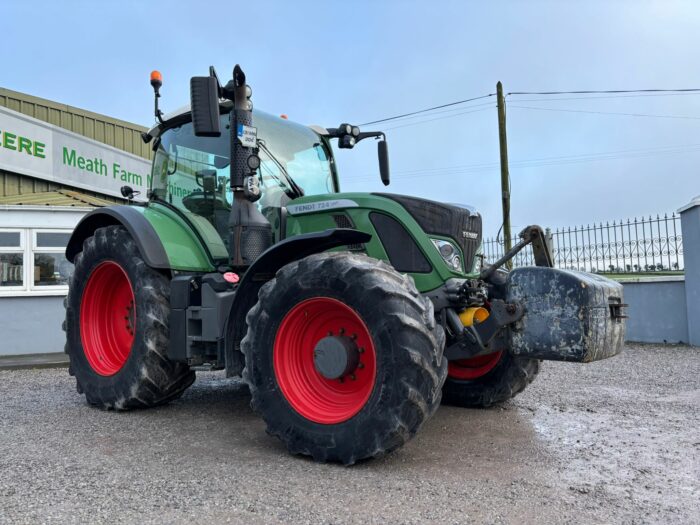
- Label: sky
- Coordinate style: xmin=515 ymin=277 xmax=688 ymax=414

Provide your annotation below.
xmin=2 ymin=0 xmax=700 ymax=236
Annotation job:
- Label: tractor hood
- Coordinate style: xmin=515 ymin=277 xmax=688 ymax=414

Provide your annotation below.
xmin=374 ymin=193 xmax=483 ymax=272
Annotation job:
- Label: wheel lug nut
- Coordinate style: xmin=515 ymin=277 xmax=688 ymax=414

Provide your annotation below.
xmin=359 ymin=347 xmax=365 ymax=353
xmin=358 ymin=363 xmax=364 ymax=369
xmin=339 ymin=328 xmax=345 ymax=335
xmin=350 ymin=374 xmax=356 ymax=380
xmin=351 ymin=333 xmax=357 ymax=340
xmin=328 ymin=331 xmax=333 ymax=336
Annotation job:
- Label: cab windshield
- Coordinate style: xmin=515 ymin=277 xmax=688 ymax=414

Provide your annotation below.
xmin=151 ymin=110 xmax=337 ymax=234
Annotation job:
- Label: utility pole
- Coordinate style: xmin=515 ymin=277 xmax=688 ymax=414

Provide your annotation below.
xmin=496 ymin=81 xmax=512 ymax=269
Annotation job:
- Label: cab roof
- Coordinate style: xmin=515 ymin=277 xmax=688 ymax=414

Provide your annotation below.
xmin=147 ymin=102 xmax=328 ymax=140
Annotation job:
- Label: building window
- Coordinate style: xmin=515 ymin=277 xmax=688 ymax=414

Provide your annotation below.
xmin=32 ymin=230 xmax=73 ymax=289
xmin=0 ymin=231 xmax=22 ymax=247
xmin=36 ymin=232 xmax=72 ymax=248
xmin=0 ymin=228 xmax=73 ymax=296
xmin=0 ymin=230 xmax=25 ymax=289
xmin=33 ymin=254 xmax=71 ymax=286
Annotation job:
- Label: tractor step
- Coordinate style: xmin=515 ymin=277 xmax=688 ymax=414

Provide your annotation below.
xmin=169 ymin=273 xmax=236 ymax=366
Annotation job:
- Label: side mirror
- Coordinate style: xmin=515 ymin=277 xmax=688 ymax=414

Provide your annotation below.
xmin=190 ymin=76 xmax=221 ymax=137
xmin=196 ymin=169 xmax=217 ymax=192
xmin=378 ymin=140 xmax=390 ymax=186
xmin=213 ymin=155 xmax=230 ymax=170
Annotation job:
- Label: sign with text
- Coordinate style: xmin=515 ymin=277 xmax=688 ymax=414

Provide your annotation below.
xmin=0 ymin=106 xmax=151 ymax=201
xmin=237 ymin=123 xmax=257 ymax=148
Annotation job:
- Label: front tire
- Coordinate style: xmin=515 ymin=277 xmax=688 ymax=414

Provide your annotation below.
xmin=64 ymin=226 xmax=195 ymax=410
xmin=242 ymin=252 xmax=447 ymax=464
xmin=441 ymin=351 xmax=540 ymax=408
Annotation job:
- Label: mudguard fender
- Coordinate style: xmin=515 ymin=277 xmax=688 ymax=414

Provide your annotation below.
xmin=65 ymin=206 xmax=169 ymax=268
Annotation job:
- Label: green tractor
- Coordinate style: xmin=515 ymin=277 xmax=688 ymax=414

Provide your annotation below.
xmin=64 ymin=66 xmax=626 ymax=464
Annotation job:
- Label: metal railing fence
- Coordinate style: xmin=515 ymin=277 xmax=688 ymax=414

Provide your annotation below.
xmin=482 ymin=213 xmax=683 ymax=274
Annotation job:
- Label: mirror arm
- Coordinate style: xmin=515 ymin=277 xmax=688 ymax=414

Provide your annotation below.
xmin=208 ymin=66 xmax=223 ymax=95
xmin=355 ymin=131 xmax=384 ymax=142
xmin=153 ymin=88 xmax=164 ymax=125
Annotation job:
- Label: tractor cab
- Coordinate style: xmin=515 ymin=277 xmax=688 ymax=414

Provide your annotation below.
xmin=138 ymin=66 xmax=389 ymax=270
xmin=148 ymin=107 xmax=339 ymax=250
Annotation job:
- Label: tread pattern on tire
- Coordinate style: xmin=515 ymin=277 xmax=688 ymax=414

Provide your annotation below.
xmin=64 ymin=225 xmax=195 ymax=410
xmin=241 ymin=252 xmax=447 ymax=465
xmin=441 ymin=352 xmax=540 ymax=408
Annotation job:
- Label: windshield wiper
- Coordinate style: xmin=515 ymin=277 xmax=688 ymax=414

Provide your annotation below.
xmin=257 ymin=141 xmax=305 ymax=198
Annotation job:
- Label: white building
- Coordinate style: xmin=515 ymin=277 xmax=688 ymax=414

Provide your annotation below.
xmin=0 ymin=88 xmax=151 ymax=357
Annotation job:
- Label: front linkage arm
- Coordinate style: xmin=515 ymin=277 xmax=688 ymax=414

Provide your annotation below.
xmin=444 ymin=225 xmax=553 ymax=361
xmin=480 ymin=225 xmax=553 ymax=281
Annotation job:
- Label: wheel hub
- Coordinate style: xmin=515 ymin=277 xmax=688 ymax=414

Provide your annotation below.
xmin=273 ymin=297 xmax=377 ymax=424
xmin=313 ymin=335 xmax=360 ymax=380
xmin=80 ymin=261 xmax=135 ymax=376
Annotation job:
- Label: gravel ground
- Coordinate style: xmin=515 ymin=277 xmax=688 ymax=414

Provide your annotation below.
xmin=0 ymin=343 xmax=698 ymax=524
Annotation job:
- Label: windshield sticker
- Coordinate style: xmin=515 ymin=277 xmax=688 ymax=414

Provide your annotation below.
xmin=286 ymin=199 xmax=359 ymax=215
xmin=237 ymin=124 xmax=257 ymax=148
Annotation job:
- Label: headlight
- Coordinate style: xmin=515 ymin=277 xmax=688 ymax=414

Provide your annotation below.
xmin=431 ymin=239 xmax=462 ymax=271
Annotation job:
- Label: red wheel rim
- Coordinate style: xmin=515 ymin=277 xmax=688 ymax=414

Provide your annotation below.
xmin=448 ymin=351 xmax=503 ymax=380
xmin=273 ymin=297 xmax=377 ymax=424
xmin=80 ymin=261 xmax=135 ymax=376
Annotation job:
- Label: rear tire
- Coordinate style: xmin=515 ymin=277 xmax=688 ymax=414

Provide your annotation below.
xmin=441 ymin=351 xmax=540 ymax=408
xmin=242 ymin=252 xmax=447 ymax=464
xmin=64 ymin=225 xmax=195 ymax=410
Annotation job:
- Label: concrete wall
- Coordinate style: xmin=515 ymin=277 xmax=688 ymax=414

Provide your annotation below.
xmin=621 ymin=277 xmax=687 ymax=344
xmin=0 ymin=295 xmax=65 ymax=355
xmin=619 ymin=196 xmax=700 ymax=345
xmin=680 ymin=197 xmax=700 ymax=345
xmin=2 ymin=281 xmax=687 ymax=354
xmin=3 ymin=279 xmax=687 ymax=355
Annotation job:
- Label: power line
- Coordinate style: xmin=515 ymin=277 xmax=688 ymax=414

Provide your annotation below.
xmin=508 ymin=105 xmax=700 ymax=121
xmin=507 ymin=88 xmax=700 ymax=96
xmin=381 ymin=100 xmax=494 ymax=123
xmin=347 ymin=142 xmax=700 ymax=182
xmin=508 ymin=92 xmax=700 ymax=103
xmin=360 ymin=88 xmax=700 ymax=129
xmin=383 ymin=105 xmax=494 ymax=131
xmin=362 ymin=88 xmax=700 ymax=127
xmin=359 ymin=93 xmax=495 ymax=126
xmin=509 ymin=143 xmax=700 ymax=168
